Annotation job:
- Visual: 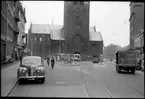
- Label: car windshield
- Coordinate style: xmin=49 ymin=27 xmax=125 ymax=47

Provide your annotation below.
xmin=22 ymin=56 xmax=41 ymax=66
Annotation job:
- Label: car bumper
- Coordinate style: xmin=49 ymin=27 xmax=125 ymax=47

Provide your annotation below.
xmin=117 ymin=64 xmax=139 ymax=67
xmin=18 ymin=76 xmax=45 ymax=80
xmin=93 ymin=61 xmax=98 ymax=63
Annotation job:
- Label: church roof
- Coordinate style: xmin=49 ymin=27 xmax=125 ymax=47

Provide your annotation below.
xmin=30 ymin=24 xmax=51 ymax=34
xmin=89 ymin=26 xmax=103 ymax=41
xmin=30 ymin=24 xmax=103 ymax=41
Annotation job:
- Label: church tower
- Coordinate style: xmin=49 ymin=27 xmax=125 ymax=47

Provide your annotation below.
xmin=63 ymin=1 xmax=90 ymax=59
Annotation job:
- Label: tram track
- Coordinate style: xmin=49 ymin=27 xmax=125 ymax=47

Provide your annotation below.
xmin=80 ymin=63 xmax=144 ymax=98
xmin=120 ymin=80 xmax=144 ymax=96
xmin=79 ymin=65 xmax=115 ymax=98
xmin=110 ymin=71 xmax=144 ymax=96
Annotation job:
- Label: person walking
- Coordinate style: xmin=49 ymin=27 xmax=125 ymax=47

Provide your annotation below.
xmin=47 ymin=55 xmax=50 ymax=66
xmin=51 ymin=56 xmax=55 ymax=69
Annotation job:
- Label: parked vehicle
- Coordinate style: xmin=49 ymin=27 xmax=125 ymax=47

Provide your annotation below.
xmin=141 ymin=59 xmax=144 ymax=73
xmin=92 ymin=54 xmax=102 ymax=63
xmin=73 ymin=54 xmax=81 ymax=61
xmin=93 ymin=57 xmax=99 ymax=63
xmin=115 ymin=49 xmax=139 ymax=74
xmin=17 ymin=56 xmax=45 ymax=83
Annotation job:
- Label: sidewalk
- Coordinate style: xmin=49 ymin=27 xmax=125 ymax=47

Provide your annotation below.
xmin=1 ymin=61 xmax=20 ymax=96
xmin=1 ymin=61 xmax=20 ymax=69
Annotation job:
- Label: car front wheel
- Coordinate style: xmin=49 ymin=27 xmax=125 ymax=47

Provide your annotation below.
xmin=38 ymin=78 xmax=45 ymax=83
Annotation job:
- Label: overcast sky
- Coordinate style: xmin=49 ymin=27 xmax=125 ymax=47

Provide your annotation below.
xmin=22 ymin=1 xmax=130 ymax=47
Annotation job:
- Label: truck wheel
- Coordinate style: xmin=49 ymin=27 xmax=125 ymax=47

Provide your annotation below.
xmin=116 ymin=67 xmax=117 ymax=71
xmin=116 ymin=67 xmax=121 ymax=73
xmin=118 ymin=68 xmax=121 ymax=73
xmin=131 ymin=69 xmax=135 ymax=74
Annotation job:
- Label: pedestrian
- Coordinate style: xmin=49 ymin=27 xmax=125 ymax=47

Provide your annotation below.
xmin=51 ymin=56 xmax=55 ymax=69
xmin=47 ymin=55 xmax=50 ymax=66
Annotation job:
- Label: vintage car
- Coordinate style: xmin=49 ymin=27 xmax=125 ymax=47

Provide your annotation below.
xmin=115 ymin=49 xmax=139 ymax=74
xmin=17 ymin=56 xmax=45 ymax=83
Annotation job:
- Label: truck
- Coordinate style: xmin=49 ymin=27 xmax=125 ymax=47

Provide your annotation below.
xmin=115 ymin=49 xmax=139 ymax=74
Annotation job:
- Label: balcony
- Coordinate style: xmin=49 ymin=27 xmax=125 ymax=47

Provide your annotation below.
xmin=15 ymin=17 xmax=20 ymax=22
xmin=14 ymin=9 xmax=20 ymax=22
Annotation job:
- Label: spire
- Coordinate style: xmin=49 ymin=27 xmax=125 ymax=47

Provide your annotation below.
xmin=29 ymin=22 xmax=32 ymax=33
xmin=52 ymin=16 xmax=54 ymax=28
xmin=94 ymin=25 xmax=96 ymax=32
xmin=51 ymin=16 xmax=54 ymax=39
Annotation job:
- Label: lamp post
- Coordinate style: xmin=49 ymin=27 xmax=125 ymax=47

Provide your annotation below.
xmin=31 ymin=39 xmax=33 ymax=56
xmin=81 ymin=43 xmax=83 ymax=61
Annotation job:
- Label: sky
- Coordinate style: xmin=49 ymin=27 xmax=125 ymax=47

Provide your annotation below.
xmin=22 ymin=1 xmax=130 ymax=47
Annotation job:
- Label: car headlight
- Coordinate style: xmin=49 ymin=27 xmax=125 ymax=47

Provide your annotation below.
xmin=19 ymin=67 xmax=27 ymax=72
xmin=36 ymin=67 xmax=44 ymax=72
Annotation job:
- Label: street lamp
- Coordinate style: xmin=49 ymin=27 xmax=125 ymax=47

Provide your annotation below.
xmin=81 ymin=43 xmax=83 ymax=61
xmin=31 ymin=39 xmax=33 ymax=56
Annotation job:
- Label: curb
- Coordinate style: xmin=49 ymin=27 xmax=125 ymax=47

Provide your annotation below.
xmin=1 ymin=61 xmax=20 ymax=70
xmin=1 ymin=79 xmax=19 ymax=97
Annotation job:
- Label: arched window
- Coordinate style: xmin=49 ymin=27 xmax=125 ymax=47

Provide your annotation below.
xmin=40 ymin=37 xmax=42 ymax=42
xmin=35 ymin=37 xmax=36 ymax=41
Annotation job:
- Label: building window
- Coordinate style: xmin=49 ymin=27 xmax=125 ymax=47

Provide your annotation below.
xmin=84 ymin=1 xmax=89 ymax=4
xmin=73 ymin=1 xmax=77 ymax=5
xmin=92 ymin=43 xmax=96 ymax=46
xmin=77 ymin=8 xmax=80 ymax=12
xmin=76 ymin=24 xmax=80 ymax=30
xmin=35 ymin=37 xmax=36 ymax=41
xmin=40 ymin=37 xmax=42 ymax=42
xmin=134 ymin=5 xmax=142 ymax=8
xmin=80 ymin=2 xmax=84 ymax=5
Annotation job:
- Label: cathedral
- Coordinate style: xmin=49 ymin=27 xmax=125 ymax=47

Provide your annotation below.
xmin=63 ymin=1 xmax=103 ymax=60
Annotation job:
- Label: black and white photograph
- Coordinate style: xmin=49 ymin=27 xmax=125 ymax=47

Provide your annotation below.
xmin=1 ymin=1 xmax=144 ymax=98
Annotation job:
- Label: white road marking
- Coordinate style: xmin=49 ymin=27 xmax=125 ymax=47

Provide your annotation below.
xmin=55 ymin=82 xmax=66 ymax=84
xmin=93 ymin=64 xmax=107 ymax=68
xmin=79 ymin=67 xmax=89 ymax=98
xmin=74 ymin=67 xmax=91 ymax=75
xmin=82 ymin=70 xmax=91 ymax=75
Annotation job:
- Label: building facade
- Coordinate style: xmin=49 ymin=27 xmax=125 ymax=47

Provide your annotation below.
xmin=63 ymin=1 xmax=90 ymax=60
xmin=17 ymin=2 xmax=27 ymax=48
xmin=50 ymin=25 xmax=65 ymax=56
xmin=89 ymin=26 xmax=103 ymax=60
xmin=1 ymin=1 xmax=26 ymax=64
xmin=129 ymin=2 xmax=144 ymax=50
xmin=28 ymin=24 xmax=51 ymax=59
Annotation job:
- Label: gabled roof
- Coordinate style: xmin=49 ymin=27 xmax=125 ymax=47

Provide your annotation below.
xmin=89 ymin=26 xmax=103 ymax=41
xmin=30 ymin=24 xmax=51 ymax=34
xmin=51 ymin=25 xmax=63 ymax=31
xmin=50 ymin=25 xmax=65 ymax=40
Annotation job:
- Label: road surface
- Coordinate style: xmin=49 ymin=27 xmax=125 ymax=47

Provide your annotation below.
xmin=7 ymin=61 xmax=144 ymax=98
